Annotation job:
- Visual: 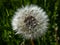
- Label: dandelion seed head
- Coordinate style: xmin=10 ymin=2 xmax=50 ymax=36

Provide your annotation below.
xmin=12 ymin=5 xmax=49 ymax=39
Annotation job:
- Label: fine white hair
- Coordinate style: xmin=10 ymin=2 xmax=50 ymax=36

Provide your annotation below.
xmin=12 ymin=5 xmax=49 ymax=39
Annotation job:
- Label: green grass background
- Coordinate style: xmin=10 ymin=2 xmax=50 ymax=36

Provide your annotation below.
xmin=0 ymin=0 xmax=60 ymax=45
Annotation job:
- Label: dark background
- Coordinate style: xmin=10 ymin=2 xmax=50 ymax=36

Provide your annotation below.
xmin=0 ymin=0 xmax=60 ymax=45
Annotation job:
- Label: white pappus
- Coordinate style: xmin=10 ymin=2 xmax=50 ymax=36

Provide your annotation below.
xmin=12 ymin=5 xmax=49 ymax=39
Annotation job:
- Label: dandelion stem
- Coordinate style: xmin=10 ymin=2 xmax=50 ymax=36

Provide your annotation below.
xmin=31 ymin=39 xmax=34 ymax=45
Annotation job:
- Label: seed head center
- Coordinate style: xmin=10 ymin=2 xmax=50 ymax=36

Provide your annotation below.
xmin=24 ymin=16 xmax=37 ymax=30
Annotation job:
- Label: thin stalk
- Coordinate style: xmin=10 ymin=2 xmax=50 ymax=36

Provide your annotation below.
xmin=31 ymin=39 xmax=35 ymax=45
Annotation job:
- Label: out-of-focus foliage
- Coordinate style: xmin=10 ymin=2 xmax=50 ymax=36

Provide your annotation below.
xmin=0 ymin=0 xmax=60 ymax=45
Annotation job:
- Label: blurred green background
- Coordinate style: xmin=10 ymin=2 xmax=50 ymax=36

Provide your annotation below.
xmin=0 ymin=0 xmax=60 ymax=45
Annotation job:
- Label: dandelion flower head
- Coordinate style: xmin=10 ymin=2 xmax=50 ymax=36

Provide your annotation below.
xmin=12 ymin=5 xmax=49 ymax=39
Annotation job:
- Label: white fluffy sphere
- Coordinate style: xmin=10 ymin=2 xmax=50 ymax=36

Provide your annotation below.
xmin=12 ymin=5 xmax=49 ymax=39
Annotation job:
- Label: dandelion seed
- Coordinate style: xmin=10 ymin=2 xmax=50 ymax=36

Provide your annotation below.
xmin=12 ymin=5 xmax=49 ymax=39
